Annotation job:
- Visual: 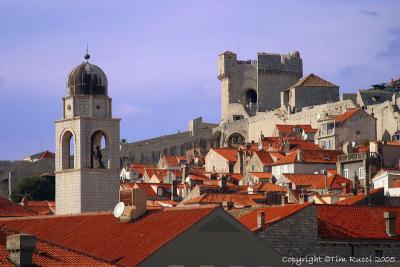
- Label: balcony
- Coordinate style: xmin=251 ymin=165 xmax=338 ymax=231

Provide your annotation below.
xmin=316 ymin=128 xmax=335 ymax=138
xmin=338 ymin=152 xmax=380 ymax=163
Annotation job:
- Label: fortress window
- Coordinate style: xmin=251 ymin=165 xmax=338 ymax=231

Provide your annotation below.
xmin=245 ymin=89 xmax=257 ymax=104
xmin=233 ymin=115 xmax=244 ymax=121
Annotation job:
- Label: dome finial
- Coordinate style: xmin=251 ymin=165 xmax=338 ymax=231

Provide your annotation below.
xmin=84 ymin=44 xmax=90 ymax=61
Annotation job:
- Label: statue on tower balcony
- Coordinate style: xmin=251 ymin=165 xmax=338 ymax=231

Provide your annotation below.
xmin=93 ymin=146 xmax=105 ymax=168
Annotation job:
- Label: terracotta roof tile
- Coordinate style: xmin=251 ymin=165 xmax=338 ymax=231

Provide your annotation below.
xmin=318 ymin=205 xmax=400 ymax=240
xmin=212 ymin=148 xmax=238 ymax=162
xmin=0 ymin=197 xmax=37 ymax=217
xmin=22 ymin=200 xmax=55 ymax=215
xmin=183 ymin=193 xmax=261 ymax=207
xmin=335 ymin=188 xmax=383 ymax=205
xmin=252 ymin=182 xmax=288 ymax=193
xmin=276 ymin=124 xmax=318 ymax=134
xmin=335 ymin=108 xmax=361 ymax=123
xmin=275 ymin=149 xmax=342 ymax=165
xmin=238 ymin=203 xmax=312 ymax=231
xmin=254 ymin=150 xmax=274 ymax=165
xmin=0 ymin=207 xmax=216 ymax=266
xmin=282 ymin=173 xmax=352 ymax=190
xmin=249 ymin=172 xmax=273 ymax=179
xmin=0 ymin=226 xmax=115 ymax=266
xmin=289 ymin=73 xmax=337 ymax=89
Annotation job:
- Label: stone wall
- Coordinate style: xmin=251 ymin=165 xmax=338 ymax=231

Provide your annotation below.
xmin=258 ymin=205 xmax=400 ymax=267
xmin=121 ymin=117 xmax=216 ymax=165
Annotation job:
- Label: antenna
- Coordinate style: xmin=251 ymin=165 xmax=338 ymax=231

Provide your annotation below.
xmin=113 ymin=202 xmax=125 ymax=218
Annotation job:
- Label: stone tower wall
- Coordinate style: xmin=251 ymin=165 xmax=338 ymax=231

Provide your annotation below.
xmin=218 ymin=51 xmax=303 ymax=122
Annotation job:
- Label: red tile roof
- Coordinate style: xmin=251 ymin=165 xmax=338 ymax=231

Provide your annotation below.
xmin=38 ymin=150 xmax=55 ymax=160
xmin=335 ymin=108 xmax=361 ymax=123
xmin=120 ymin=183 xmax=157 ymax=197
xmin=275 ymin=149 xmax=342 ymax=165
xmin=0 ymin=197 xmax=37 ymax=217
xmin=0 ymin=226 xmax=115 ymax=266
xmin=163 ymin=156 xmax=186 ymax=166
xmin=238 ymin=203 xmax=312 ymax=231
xmin=318 ymin=205 xmax=400 ymax=240
xmin=22 ymin=200 xmax=55 ymax=215
xmin=282 ymin=173 xmax=352 ymax=190
xmin=289 ymin=73 xmax=337 ymax=89
xmin=183 ymin=193 xmax=261 ymax=207
xmin=0 ymin=206 xmax=216 ymax=266
xmin=276 ymin=124 xmax=318 ymax=134
xmin=212 ymin=148 xmax=238 ymax=162
xmin=254 ymin=150 xmax=274 ymax=165
xmin=335 ymin=188 xmax=383 ymax=205
xmin=287 ymin=140 xmax=322 ymax=151
xmin=252 ymin=183 xmax=288 ymax=193
xmin=249 ymin=172 xmax=273 ymax=179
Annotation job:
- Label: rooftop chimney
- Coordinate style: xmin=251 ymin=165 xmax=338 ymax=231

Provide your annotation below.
xmin=384 ymin=211 xmax=397 ymax=237
xmin=257 ymin=211 xmax=265 ymax=228
xmin=219 ymin=175 xmax=228 ymax=193
xmin=171 ymin=180 xmax=178 ymax=201
xmin=7 ymin=234 xmax=36 ymax=267
xmin=120 ymin=188 xmax=147 ymax=222
xmin=181 ymin=163 xmax=190 ymax=184
xmin=296 ymin=149 xmax=303 ymax=162
xmin=238 ymin=147 xmax=244 ymax=174
xmin=222 ymin=201 xmax=234 ymax=210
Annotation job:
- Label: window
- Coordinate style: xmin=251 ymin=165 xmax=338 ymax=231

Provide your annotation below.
xmin=252 ymin=165 xmax=255 ymax=171
xmin=343 ymin=168 xmax=349 ymax=179
xmin=374 ymin=250 xmax=383 ymax=257
xmin=358 ymin=167 xmax=365 ymax=178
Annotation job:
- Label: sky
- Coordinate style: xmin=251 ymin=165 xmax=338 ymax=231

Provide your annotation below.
xmin=0 ymin=0 xmax=399 ymax=159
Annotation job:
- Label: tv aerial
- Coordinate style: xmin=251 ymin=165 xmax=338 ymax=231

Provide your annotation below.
xmin=113 ymin=202 xmax=125 ymax=218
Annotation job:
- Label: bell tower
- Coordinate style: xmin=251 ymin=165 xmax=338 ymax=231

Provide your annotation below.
xmin=55 ymin=52 xmax=120 ymax=215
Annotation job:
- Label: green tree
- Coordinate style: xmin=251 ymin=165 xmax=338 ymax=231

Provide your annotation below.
xmin=11 ymin=176 xmax=55 ymax=202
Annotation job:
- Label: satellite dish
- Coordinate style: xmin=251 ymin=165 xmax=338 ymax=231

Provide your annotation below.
xmin=258 ymin=141 xmax=263 ymax=150
xmin=316 ymin=114 xmax=321 ymax=120
xmin=351 ymin=141 xmax=356 ymax=147
xmin=303 ymin=133 xmax=308 ymax=140
xmin=113 ymin=202 xmax=125 ymax=218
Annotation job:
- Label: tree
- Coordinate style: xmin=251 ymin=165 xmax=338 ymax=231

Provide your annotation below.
xmin=11 ymin=176 xmax=55 ymax=202
xmin=120 ymin=138 xmax=127 ymax=145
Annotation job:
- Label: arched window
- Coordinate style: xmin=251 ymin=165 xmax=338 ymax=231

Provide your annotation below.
xmin=227 ymin=133 xmax=246 ymax=146
xmin=91 ymin=131 xmax=109 ymax=169
xmin=245 ymin=89 xmax=257 ymax=104
xmin=61 ymin=131 xmax=75 ymax=170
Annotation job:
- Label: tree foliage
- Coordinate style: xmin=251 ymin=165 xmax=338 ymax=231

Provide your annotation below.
xmin=11 ymin=176 xmax=55 ymax=202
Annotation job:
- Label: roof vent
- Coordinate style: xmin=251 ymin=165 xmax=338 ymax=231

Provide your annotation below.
xmin=7 ymin=234 xmax=36 ymax=266
xmin=384 ymin=211 xmax=397 ymax=237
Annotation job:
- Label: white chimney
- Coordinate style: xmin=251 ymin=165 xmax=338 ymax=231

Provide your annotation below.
xmin=296 ymin=150 xmax=303 ymax=162
xmin=384 ymin=211 xmax=396 ymax=237
xmin=120 ymin=188 xmax=147 ymax=223
xmin=7 ymin=234 xmax=36 ymax=266
xmin=257 ymin=211 xmax=265 ymax=228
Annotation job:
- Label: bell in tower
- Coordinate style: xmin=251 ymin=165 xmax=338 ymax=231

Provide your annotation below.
xmin=55 ymin=51 xmax=120 ymax=215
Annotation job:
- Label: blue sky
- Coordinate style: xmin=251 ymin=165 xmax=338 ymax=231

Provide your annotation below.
xmin=0 ymin=0 xmax=399 ymax=159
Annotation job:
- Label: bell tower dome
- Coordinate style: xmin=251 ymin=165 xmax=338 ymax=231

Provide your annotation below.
xmin=55 ymin=52 xmax=120 ymax=215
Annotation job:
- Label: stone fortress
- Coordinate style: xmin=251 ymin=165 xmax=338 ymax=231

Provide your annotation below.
xmin=121 ymin=50 xmax=400 ymax=164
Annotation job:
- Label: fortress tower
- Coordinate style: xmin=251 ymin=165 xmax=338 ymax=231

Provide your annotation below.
xmin=218 ymin=50 xmax=303 ymax=122
xmin=55 ymin=52 xmax=120 ymax=215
